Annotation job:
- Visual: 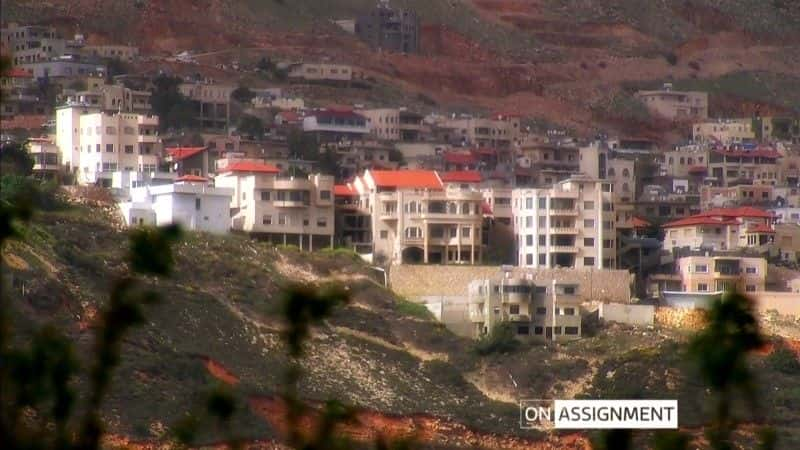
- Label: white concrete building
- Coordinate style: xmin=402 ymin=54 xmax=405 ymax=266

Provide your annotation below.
xmin=214 ymin=160 xmax=335 ymax=249
xmin=513 ymin=177 xmax=616 ymax=269
xmin=55 ymin=105 xmax=161 ymax=185
xmin=119 ymin=175 xmax=233 ymax=233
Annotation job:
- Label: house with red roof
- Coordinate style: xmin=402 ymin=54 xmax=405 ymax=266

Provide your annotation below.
xmin=662 ymin=207 xmax=774 ymax=252
xmin=164 ymin=146 xmax=219 ymax=178
xmin=214 ymin=161 xmax=335 ymax=249
xmin=344 ymin=169 xmax=485 ymax=264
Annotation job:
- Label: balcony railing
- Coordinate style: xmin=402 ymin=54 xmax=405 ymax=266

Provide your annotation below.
xmin=550 ymin=209 xmax=578 ymax=216
xmin=550 ymin=245 xmax=578 ymax=253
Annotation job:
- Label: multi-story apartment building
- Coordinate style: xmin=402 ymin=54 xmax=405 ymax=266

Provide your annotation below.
xmin=517 ymin=140 xmax=580 ymax=187
xmin=360 ymin=108 xmax=400 ymax=141
xmin=693 ymin=119 xmax=755 ymax=144
xmin=659 ymin=145 xmax=710 ymax=178
xmin=214 ymin=160 xmax=335 ymax=249
xmin=119 ymin=175 xmax=234 ymax=233
xmin=436 ymin=115 xmax=521 ymax=148
xmin=481 ymin=187 xmax=515 ymax=264
xmin=287 ymin=63 xmax=353 ymax=83
xmin=650 ymin=255 xmax=767 ymax=294
xmin=20 ymin=55 xmax=105 ymax=80
xmin=512 ymin=176 xmax=616 ymax=269
xmin=302 ymin=109 xmax=369 ymax=143
xmin=178 ymin=81 xmax=234 ymax=129
xmin=55 ymin=105 xmax=161 ymax=185
xmin=700 ymin=184 xmax=774 ymax=210
xmin=355 ymin=1 xmax=419 ymax=53
xmin=708 ymin=146 xmax=782 ymax=187
xmin=468 ymin=275 xmax=581 ymax=341
xmin=398 ymin=110 xmax=424 ymax=142
xmin=332 ymin=140 xmax=396 ymax=180
xmin=1 ymin=24 xmax=77 ymax=67
xmin=661 ymin=207 xmax=774 ymax=253
xmin=82 ymin=45 xmax=139 ymax=61
xmin=347 ymin=169 xmax=485 ymax=264
xmin=27 ymin=138 xmax=60 ymax=179
xmin=65 ymin=81 xmax=151 ymax=114
xmin=635 ymin=83 xmax=708 ymax=120
xmin=334 ymin=183 xmax=372 ymax=254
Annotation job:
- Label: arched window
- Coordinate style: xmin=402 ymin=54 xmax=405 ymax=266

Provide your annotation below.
xmin=406 ymin=201 xmax=417 ymax=213
xmin=679 ymin=157 xmax=685 ymax=165
xmin=669 ymin=157 xmax=674 ymax=164
xmin=448 ymin=202 xmax=457 ymax=214
xmin=622 ymin=168 xmax=630 ymax=178
xmin=461 ymin=202 xmax=470 ymax=214
xmin=622 ymin=182 xmax=630 ymax=192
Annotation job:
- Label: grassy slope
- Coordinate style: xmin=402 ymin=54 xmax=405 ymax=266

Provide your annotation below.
xmin=5 ymin=204 xmax=800 ymax=447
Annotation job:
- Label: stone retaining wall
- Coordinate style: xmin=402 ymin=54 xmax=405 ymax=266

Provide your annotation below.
xmin=390 ymin=265 xmax=633 ymax=303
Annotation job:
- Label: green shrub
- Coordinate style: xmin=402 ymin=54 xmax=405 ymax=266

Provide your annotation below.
xmin=473 ymin=323 xmax=519 ymax=356
xmin=765 ymin=344 xmax=800 ymax=375
xmin=395 ymin=299 xmax=434 ymax=320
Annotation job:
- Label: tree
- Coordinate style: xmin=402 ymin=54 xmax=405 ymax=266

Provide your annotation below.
xmin=150 ymin=75 xmax=197 ymax=131
xmin=231 ymin=86 xmax=255 ymax=104
xmin=0 ymin=141 xmax=34 ymax=176
xmin=237 ymin=114 xmax=264 ymax=139
xmin=287 ymin=129 xmax=319 ymax=160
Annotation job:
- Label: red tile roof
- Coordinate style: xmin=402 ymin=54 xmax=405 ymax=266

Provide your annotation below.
xmin=631 ymin=217 xmax=651 ymax=228
xmin=166 ymin=147 xmax=206 ymax=161
xmin=369 ymin=170 xmax=442 ymax=190
xmin=747 ymin=223 xmax=775 ymax=234
xmin=276 ymin=111 xmax=301 ymax=122
xmin=688 ymin=165 xmax=707 ymax=174
xmin=663 ymin=216 xmax=740 ymax=228
xmin=439 ymin=170 xmax=482 ymax=183
xmin=334 ymin=184 xmax=358 ymax=197
xmin=443 ymin=152 xmax=478 ymax=165
xmin=176 ymin=175 xmax=208 ymax=182
xmin=219 ymin=161 xmax=280 ymax=174
xmin=696 ymin=207 xmax=773 ymax=219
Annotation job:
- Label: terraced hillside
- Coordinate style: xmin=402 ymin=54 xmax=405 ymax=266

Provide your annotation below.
xmin=4 ymin=195 xmax=800 ymax=448
xmin=3 ymin=0 xmax=799 ymax=139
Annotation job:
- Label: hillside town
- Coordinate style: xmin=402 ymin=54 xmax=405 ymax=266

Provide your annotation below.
xmin=2 ymin=4 xmax=800 ymax=346
xmin=3 ymin=1 xmax=800 ymax=449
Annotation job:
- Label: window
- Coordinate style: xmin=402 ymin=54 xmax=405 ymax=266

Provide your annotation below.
xmin=380 ymin=230 xmax=388 ymax=239
xmin=105 ymin=126 xmax=116 ymax=134
xmin=106 ymin=144 xmax=113 ymax=153
xmin=538 ymin=235 xmax=546 ymax=246
xmin=583 ymin=257 xmax=595 ymax=266
xmin=538 ymin=254 xmax=546 ymax=265
xmin=195 ymin=198 xmax=201 ymax=210
xmin=261 ymin=191 xmax=270 ymax=201
xmin=278 ymin=214 xmax=287 ymax=225
xmin=534 ymin=326 xmax=543 ymax=335
xmin=745 ymin=267 xmax=757 ymax=274
xmin=526 ymin=235 xmax=533 ymax=246
xmin=538 ymin=198 xmax=546 ymax=209
xmin=584 ymin=201 xmax=594 ymax=210
xmin=564 ymin=307 xmax=575 ymax=316
xmin=695 ymin=264 xmax=708 ymax=273
xmin=697 ymin=283 xmax=708 ymax=292
xmin=526 ymin=254 xmax=533 ymax=265
xmin=303 ymin=218 xmax=309 ymax=226
xmin=554 ymin=326 xmax=562 ymax=335
xmin=317 ymin=218 xmax=327 ymax=227
xmin=535 ymin=307 xmax=546 ymax=315
xmin=509 ymin=304 xmax=520 ymax=314
xmin=262 ymin=215 xmax=272 ymax=225
xmin=462 ymin=227 xmax=471 ymax=238
xmin=583 ymin=238 xmax=594 ymax=247
xmin=564 ymin=327 xmax=579 ymax=335
xmin=603 ymin=239 xmax=614 ymax=249
xmin=320 ymin=190 xmax=331 ymax=200
xmin=746 ymin=285 xmax=756 ymax=292
xmin=584 ymin=219 xmax=595 ymax=228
